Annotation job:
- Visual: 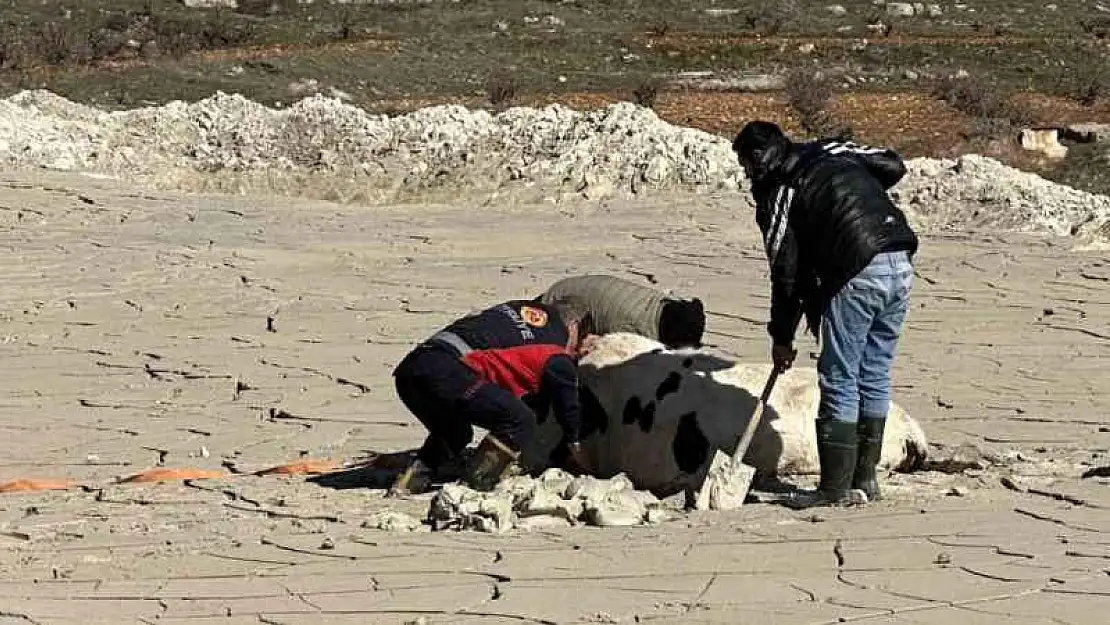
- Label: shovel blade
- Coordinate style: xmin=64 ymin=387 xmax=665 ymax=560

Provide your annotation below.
xmin=693 ymin=449 xmax=756 ymax=511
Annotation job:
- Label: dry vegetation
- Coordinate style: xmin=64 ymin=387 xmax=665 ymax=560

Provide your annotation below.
xmin=1 ymin=0 xmax=1109 ymax=192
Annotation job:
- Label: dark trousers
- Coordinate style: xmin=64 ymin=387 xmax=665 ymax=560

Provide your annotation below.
xmin=392 ymin=343 xmax=536 ymax=470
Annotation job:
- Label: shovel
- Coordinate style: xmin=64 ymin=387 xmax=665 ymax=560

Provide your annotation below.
xmin=692 ymin=364 xmax=784 ymax=511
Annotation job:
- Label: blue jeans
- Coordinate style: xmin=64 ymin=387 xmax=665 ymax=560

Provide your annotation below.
xmin=818 ymin=251 xmax=914 ymax=424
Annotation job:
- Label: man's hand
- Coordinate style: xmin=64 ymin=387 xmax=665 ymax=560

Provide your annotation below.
xmin=772 ymin=343 xmax=797 ymax=371
xmin=565 ymin=441 xmax=589 ymax=474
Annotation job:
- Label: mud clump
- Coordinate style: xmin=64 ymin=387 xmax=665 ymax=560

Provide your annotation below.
xmin=426 ymin=469 xmax=676 ymax=533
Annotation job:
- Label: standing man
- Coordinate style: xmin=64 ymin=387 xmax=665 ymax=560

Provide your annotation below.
xmin=389 ymin=296 xmax=593 ymax=496
xmin=731 ymin=121 xmax=918 ymax=507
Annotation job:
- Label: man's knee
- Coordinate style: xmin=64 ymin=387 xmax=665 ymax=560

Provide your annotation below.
xmin=818 ymin=388 xmax=860 ymax=423
xmin=818 ymin=363 xmax=860 ymax=423
xmin=858 ymin=370 xmax=893 ymax=419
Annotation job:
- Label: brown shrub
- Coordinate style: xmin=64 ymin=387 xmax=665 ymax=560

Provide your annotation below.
xmin=931 ymin=74 xmax=1035 ymax=140
xmin=236 ymin=0 xmax=278 ymax=17
xmin=196 ymin=12 xmax=256 ymax=49
xmin=1079 ymin=17 xmax=1110 ymax=40
xmin=785 ymin=68 xmax=836 ymax=135
xmin=0 ymin=27 xmax=24 ymax=69
xmin=35 ymin=22 xmax=75 ymax=65
xmin=335 ymin=7 xmax=360 ymax=40
xmin=632 ymin=77 xmax=661 ymax=109
xmin=485 ymin=69 xmax=516 ymax=108
xmin=745 ymin=0 xmax=798 ymax=36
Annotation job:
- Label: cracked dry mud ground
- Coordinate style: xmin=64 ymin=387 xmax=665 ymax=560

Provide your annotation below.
xmin=0 ymin=172 xmax=1108 ymax=625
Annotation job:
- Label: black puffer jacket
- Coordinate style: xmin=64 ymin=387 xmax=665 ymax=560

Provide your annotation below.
xmin=751 ymin=139 xmax=919 ymax=344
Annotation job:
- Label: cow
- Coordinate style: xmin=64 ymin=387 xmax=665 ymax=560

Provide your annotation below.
xmin=525 ymin=332 xmax=928 ymax=498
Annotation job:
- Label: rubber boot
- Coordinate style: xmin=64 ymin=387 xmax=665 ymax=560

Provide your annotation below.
xmin=853 ymin=417 xmax=886 ymax=502
xmin=786 ymin=418 xmax=864 ymax=509
xmin=387 ymin=457 xmax=434 ymax=497
xmin=464 ymin=434 xmax=521 ymax=492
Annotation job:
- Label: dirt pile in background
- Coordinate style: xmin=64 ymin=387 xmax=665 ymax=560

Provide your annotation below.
xmin=1 ymin=89 xmax=1107 ymax=240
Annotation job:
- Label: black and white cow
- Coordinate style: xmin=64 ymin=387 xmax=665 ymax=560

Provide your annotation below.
xmin=527 ymin=333 xmax=929 ymax=497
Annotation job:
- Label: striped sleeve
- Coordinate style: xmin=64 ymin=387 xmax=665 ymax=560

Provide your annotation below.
xmin=764 ymin=184 xmax=796 ymax=263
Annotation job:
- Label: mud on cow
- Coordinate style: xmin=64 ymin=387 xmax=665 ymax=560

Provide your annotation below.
xmin=526 ymin=333 xmax=929 ymax=497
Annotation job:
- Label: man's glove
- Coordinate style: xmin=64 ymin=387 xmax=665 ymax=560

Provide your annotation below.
xmin=772 ymin=343 xmax=797 ymax=371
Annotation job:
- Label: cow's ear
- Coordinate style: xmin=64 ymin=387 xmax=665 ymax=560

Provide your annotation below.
xmin=691 ymin=298 xmax=704 ymax=312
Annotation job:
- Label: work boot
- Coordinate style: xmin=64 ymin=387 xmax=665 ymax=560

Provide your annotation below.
xmin=853 ymin=417 xmax=886 ymax=502
xmin=435 ymin=451 xmax=470 ymax=483
xmin=785 ymin=418 xmax=865 ymax=509
xmin=464 ymin=434 xmax=521 ymax=492
xmin=387 ymin=457 xmax=435 ymax=497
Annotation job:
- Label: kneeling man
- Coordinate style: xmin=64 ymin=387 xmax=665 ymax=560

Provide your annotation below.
xmin=390 ymin=297 xmax=592 ymax=495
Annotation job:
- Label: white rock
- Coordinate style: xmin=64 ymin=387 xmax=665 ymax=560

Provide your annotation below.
xmin=826 ymin=4 xmax=848 ymax=16
xmin=287 ymin=79 xmax=320 ymax=96
xmin=584 ymin=490 xmax=647 ymax=527
xmin=363 ymin=510 xmax=424 ymax=532
xmin=666 ymin=73 xmax=785 ymax=92
xmin=644 ymin=508 xmax=675 ymax=524
xmin=887 ymin=2 xmax=916 ymax=16
xmin=1065 ymin=122 xmax=1110 ymax=143
xmin=328 ymin=87 xmax=353 ymax=102
xmin=1019 ymin=128 xmax=1068 ymax=160
xmin=181 ymin=0 xmax=237 ymax=7
xmin=642 ymin=154 xmax=673 ymax=185
xmin=535 ymin=467 xmax=574 ymax=494
xmin=519 ymin=485 xmax=581 ymax=521
xmin=926 ymin=3 xmax=943 ymax=16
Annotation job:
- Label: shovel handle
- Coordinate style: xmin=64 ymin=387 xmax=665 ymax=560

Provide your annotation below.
xmin=733 ymin=364 xmax=784 ymax=461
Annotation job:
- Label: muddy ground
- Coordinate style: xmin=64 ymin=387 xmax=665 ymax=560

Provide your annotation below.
xmin=0 ymin=171 xmax=1107 ymax=623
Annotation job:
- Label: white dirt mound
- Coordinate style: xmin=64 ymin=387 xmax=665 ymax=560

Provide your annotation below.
xmin=1 ymin=89 xmax=1107 ymax=240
